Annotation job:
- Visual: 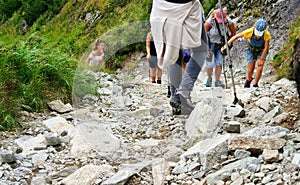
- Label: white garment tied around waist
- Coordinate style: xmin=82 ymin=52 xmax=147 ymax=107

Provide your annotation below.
xmin=150 ymin=0 xmax=204 ymax=69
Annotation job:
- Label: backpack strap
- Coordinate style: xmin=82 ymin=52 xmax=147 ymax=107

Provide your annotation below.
xmin=248 ymin=29 xmax=265 ymax=51
xmin=248 ymin=29 xmax=265 ymax=58
xmin=215 ymin=18 xmax=230 ymax=43
xmin=215 ymin=19 xmax=223 ymax=38
xmin=214 ymin=19 xmax=229 ymax=38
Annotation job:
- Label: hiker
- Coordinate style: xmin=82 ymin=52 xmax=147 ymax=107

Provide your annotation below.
xmin=205 ymin=8 xmax=236 ymax=87
xmin=86 ymin=39 xmax=105 ymax=68
xmin=221 ymin=18 xmax=271 ymax=88
xmin=150 ymin=0 xmax=208 ymax=115
xmin=146 ymin=32 xmax=163 ymax=84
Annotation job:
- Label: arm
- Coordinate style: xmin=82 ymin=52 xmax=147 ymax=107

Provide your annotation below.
xmin=205 ymin=22 xmax=211 ymax=57
xmin=146 ymin=33 xmax=151 ymax=61
xmin=204 ymin=22 xmax=211 ymax=32
xmin=229 ymin=23 xmax=236 ymax=38
xmin=221 ymin=32 xmax=244 ymax=53
xmin=228 ymin=32 xmax=244 ymax=46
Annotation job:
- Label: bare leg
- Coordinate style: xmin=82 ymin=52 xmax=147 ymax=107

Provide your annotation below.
xmin=157 ymin=67 xmax=162 ymax=84
xmin=253 ymin=61 xmax=264 ymax=85
xmin=157 ymin=67 xmax=162 ymax=80
xmin=182 ymin=62 xmax=187 ymax=75
xmin=247 ymin=62 xmax=255 ymax=80
xmin=206 ymin=67 xmax=213 ymax=79
xmin=215 ymin=66 xmax=222 ymax=81
xmin=151 ymin=68 xmax=156 ymax=83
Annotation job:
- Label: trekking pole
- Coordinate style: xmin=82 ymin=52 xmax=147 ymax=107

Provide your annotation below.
xmin=222 ymin=55 xmax=228 ymax=89
xmin=218 ymin=0 xmax=239 ymax=105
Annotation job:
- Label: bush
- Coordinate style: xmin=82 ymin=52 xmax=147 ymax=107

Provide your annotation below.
xmin=0 ymin=35 xmax=76 ymax=130
xmin=0 ymin=0 xmax=22 ymax=22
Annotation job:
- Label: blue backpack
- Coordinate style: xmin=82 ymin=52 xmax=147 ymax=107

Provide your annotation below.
xmin=249 ymin=29 xmax=265 ymax=52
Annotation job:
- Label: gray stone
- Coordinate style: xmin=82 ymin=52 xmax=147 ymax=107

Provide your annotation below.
xmin=0 ymin=150 xmax=16 ymax=163
xmin=205 ymin=157 xmax=261 ymax=184
xmin=43 ymin=116 xmax=74 ymax=135
xmin=59 ymin=164 xmax=114 ymax=185
xmin=262 ymin=149 xmax=279 ymax=163
xmin=181 ymin=134 xmax=230 ymax=171
xmin=185 ymin=97 xmax=224 ymax=139
xmin=234 ymin=150 xmax=251 ymax=159
xmin=223 ymin=121 xmax=241 ymax=133
xmin=102 ymin=160 xmax=152 ymax=185
xmin=152 ymin=158 xmax=169 ymax=185
xmin=47 ymin=100 xmax=72 ymax=113
xmin=69 ymin=121 xmax=120 ymax=158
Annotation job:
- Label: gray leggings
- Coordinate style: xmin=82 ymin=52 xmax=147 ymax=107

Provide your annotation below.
xmin=169 ymin=50 xmax=183 ymax=96
xmin=169 ymin=22 xmax=208 ymax=94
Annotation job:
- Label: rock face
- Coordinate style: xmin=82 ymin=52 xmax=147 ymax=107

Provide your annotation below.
xmin=1 ymin=1 xmax=300 ymax=185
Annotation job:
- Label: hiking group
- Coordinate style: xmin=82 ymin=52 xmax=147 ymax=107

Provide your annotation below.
xmin=149 ymin=0 xmax=271 ymax=115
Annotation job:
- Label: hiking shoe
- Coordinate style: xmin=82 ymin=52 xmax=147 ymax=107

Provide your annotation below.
xmin=172 ymin=107 xmax=181 ymax=115
xmin=157 ymin=80 xmax=161 ymax=84
xmin=206 ymin=78 xmax=212 ymax=87
xmin=244 ymin=79 xmax=252 ymax=88
xmin=167 ymin=86 xmax=171 ymax=98
xmin=176 ymin=90 xmax=194 ymax=115
xmin=170 ymin=94 xmax=181 ymax=109
xmin=253 ymin=83 xmax=259 ymax=87
xmin=215 ymin=80 xmax=223 ymax=87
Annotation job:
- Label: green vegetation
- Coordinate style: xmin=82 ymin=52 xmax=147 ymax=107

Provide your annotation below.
xmin=0 ymin=0 xmax=152 ymax=130
xmin=272 ymin=16 xmax=300 ymax=79
xmin=0 ymin=34 xmax=76 ymax=130
xmin=201 ymin=0 xmax=218 ymax=15
xmin=243 ymin=8 xmax=263 ymax=18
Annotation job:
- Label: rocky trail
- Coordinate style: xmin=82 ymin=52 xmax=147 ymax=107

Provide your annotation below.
xmin=1 ymin=49 xmax=300 ymax=185
xmin=1 ymin=0 xmax=300 ymax=184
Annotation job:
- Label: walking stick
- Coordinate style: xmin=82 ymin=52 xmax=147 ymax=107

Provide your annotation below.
xmin=222 ymin=55 xmax=228 ymax=89
xmin=218 ymin=0 xmax=239 ymax=105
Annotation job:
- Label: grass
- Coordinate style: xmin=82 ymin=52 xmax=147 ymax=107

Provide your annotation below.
xmin=0 ymin=34 xmax=76 ymax=130
xmin=272 ymin=16 xmax=300 ymax=79
xmin=0 ymin=0 xmax=152 ymax=130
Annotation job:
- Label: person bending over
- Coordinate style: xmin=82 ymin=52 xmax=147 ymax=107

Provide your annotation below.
xmin=221 ymin=18 xmax=271 ymax=88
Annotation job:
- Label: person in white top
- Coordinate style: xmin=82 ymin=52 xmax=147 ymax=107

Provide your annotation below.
xmin=205 ymin=9 xmax=236 ymax=88
xmin=86 ymin=39 xmax=105 ymax=68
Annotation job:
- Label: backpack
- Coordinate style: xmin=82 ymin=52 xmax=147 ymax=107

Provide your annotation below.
xmin=248 ymin=29 xmax=265 ymax=58
xmin=208 ymin=18 xmax=233 ymax=55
